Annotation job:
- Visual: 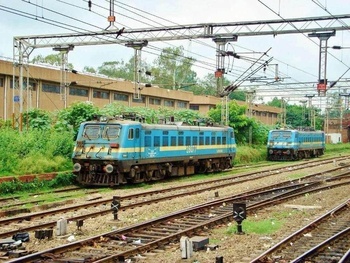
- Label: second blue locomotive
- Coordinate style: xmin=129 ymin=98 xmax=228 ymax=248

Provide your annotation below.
xmin=72 ymin=115 xmax=236 ymax=186
xmin=267 ymin=129 xmax=325 ymax=161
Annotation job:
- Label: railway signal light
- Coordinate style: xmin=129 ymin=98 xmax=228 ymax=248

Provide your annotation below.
xmin=233 ymin=202 xmax=246 ymax=234
xmin=111 ymin=196 xmax=121 ymax=220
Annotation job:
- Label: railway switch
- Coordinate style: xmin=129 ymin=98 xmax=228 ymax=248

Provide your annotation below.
xmin=111 ymin=196 xmax=121 ymax=220
xmin=233 ymin=202 xmax=247 ymax=234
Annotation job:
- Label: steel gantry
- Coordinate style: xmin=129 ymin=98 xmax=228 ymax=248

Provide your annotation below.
xmin=12 ymin=13 xmax=350 ymax=126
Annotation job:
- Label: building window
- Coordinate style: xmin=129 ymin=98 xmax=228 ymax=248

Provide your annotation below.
xmin=0 ymin=78 xmax=4 ymax=87
xmin=149 ymin=97 xmax=161 ymax=105
xmin=69 ymin=87 xmax=88 ymax=97
xmin=42 ymin=83 xmax=60 ymax=93
xmin=132 ymin=96 xmax=146 ymax=103
xmin=190 ymin=105 xmax=199 ymax=111
xmin=177 ymin=101 xmax=187 ymax=108
xmin=10 ymin=78 xmax=37 ymax=90
xmin=93 ymin=90 xmax=110 ymax=99
xmin=114 ymin=92 xmax=129 ymax=101
xmin=164 ymin=100 xmax=174 ymax=107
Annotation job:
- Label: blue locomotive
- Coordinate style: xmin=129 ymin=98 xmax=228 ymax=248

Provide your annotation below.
xmin=72 ymin=115 xmax=236 ymax=186
xmin=267 ymin=129 xmax=325 ymax=161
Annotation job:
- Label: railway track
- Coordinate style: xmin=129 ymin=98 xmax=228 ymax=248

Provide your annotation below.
xmin=6 ymin=176 xmax=350 ymax=262
xmin=0 ymin=156 xmax=349 ymax=242
xmin=251 ymin=198 xmax=350 ymax=263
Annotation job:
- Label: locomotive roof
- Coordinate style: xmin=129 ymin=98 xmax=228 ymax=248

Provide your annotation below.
xmin=269 ymin=129 xmax=324 ymax=133
xmin=82 ymin=119 xmax=232 ymax=131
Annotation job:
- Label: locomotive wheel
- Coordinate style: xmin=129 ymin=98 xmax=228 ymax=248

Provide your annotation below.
xmin=144 ymin=171 xmax=152 ymax=182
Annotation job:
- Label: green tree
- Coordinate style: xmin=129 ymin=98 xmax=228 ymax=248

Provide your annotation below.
xmin=83 ymin=66 xmax=97 ymax=74
xmin=23 ymin=109 xmax=52 ymax=130
xmin=55 ymin=101 xmax=99 ymax=137
xmin=151 ymin=46 xmax=197 ymax=90
xmin=267 ymin=98 xmax=324 ymax=130
xmin=31 ymin=54 xmax=74 ymax=70
xmin=96 ymin=56 xmax=150 ymax=82
xmin=208 ymin=100 xmax=269 ymax=144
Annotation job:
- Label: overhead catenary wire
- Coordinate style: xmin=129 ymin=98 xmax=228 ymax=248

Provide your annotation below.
xmin=1 ymin=1 xmax=348 ymax=102
xmin=5 ymin=1 xmax=308 ymax=89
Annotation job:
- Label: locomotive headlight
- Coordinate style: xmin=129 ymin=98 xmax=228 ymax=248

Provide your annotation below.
xmin=104 ymin=164 xmax=114 ymax=174
xmin=73 ymin=163 xmax=81 ymax=172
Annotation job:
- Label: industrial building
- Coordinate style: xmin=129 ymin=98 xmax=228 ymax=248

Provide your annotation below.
xmin=0 ymin=58 xmax=281 ymax=125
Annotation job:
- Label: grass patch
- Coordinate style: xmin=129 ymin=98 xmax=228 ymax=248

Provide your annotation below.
xmin=234 ymin=145 xmax=267 ymax=165
xmin=0 ymin=173 xmax=76 ymax=196
xmin=227 ymin=218 xmax=283 ymax=235
xmin=288 ymin=172 xmax=308 ymax=180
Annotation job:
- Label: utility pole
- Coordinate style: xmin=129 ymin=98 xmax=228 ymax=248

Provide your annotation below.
xmin=299 ymin=100 xmax=307 ymax=128
xmin=246 ymin=90 xmax=256 ymax=145
xmin=53 ymin=45 xmax=74 ymax=109
xmin=305 ymin=94 xmax=315 ymax=129
xmin=308 ymin=31 xmax=336 ymax=96
xmin=125 ymin=41 xmax=148 ymax=100
xmin=280 ymin=97 xmax=287 ymax=128
xmin=213 ymin=36 xmax=238 ymax=125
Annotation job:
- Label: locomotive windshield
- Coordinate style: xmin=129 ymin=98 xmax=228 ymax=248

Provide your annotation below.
xmin=102 ymin=125 xmax=120 ymax=139
xmin=271 ymin=131 xmax=292 ymax=139
xmin=83 ymin=125 xmax=100 ymax=139
xmin=82 ymin=124 xmax=120 ymax=140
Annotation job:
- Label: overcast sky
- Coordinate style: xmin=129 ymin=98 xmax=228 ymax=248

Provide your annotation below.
xmin=0 ymin=0 xmax=349 ymax=106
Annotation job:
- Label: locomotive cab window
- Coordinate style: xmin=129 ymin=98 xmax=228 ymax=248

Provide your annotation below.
xmin=128 ymin=128 xmax=134 ymax=139
xmin=83 ymin=125 xmax=100 ymax=139
xmin=102 ymin=125 xmax=120 ymax=139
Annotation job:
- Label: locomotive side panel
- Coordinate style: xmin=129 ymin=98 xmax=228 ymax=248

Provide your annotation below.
xmin=72 ymin=119 xmax=236 ymax=186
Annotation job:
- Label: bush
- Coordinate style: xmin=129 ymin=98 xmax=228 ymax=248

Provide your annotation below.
xmin=234 ymin=145 xmax=267 ymax=165
xmin=0 ymin=128 xmax=73 ymax=175
xmin=0 ymin=173 xmax=76 ymax=195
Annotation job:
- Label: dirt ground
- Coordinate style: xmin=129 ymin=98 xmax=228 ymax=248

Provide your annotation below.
xmin=14 ymin=160 xmax=350 ymax=263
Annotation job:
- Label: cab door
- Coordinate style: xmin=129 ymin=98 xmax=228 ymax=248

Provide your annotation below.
xmin=128 ymin=126 xmax=141 ymax=160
